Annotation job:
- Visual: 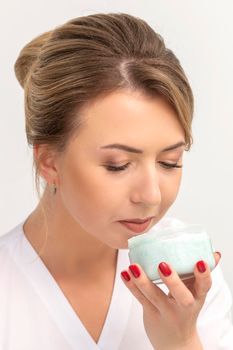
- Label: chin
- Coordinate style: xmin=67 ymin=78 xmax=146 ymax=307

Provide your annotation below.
xmin=108 ymin=239 xmax=129 ymax=250
xmin=118 ymin=242 xmax=129 ymax=250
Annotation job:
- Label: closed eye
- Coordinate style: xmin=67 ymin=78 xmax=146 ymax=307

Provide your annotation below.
xmin=104 ymin=162 xmax=183 ymax=172
xmin=158 ymin=161 xmax=183 ymax=169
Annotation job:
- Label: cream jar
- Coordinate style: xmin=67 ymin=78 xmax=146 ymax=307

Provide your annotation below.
xmin=128 ymin=224 xmax=216 ymax=284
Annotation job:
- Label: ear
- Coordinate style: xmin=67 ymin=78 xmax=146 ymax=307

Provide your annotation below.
xmin=33 ymin=144 xmax=59 ymax=185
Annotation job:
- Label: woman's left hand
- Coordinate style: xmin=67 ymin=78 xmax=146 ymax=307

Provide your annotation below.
xmin=120 ymin=252 xmax=221 ymax=350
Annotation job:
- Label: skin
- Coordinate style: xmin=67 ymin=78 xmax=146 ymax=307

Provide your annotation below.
xmin=24 ymin=89 xmax=186 ymax=276
xmin=23 ymin=89 xmax=220 ymax=348
xmin=122 ymin=255 xmax=220 ymax=350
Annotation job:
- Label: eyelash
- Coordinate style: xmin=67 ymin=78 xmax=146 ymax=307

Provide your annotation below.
xmin=105 ymin=162 xmax=183 ymax=172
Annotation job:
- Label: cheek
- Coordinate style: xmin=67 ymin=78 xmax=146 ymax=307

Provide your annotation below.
xmin=59 ymin=163 xmax=115 ymax=224
xmin=160 ymin=172 xmax=182 ymax=206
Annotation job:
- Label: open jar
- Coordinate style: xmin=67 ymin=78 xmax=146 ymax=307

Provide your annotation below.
xmin=128 ymin=224 xmax=216 ymax=284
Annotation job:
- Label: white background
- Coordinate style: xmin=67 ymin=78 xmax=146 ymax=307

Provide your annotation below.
xmin=1 ymin=1 xmax=232 ymax=305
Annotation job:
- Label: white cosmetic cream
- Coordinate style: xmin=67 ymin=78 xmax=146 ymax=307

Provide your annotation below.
xmin=128 ymin=224 xmax=216 ymax=284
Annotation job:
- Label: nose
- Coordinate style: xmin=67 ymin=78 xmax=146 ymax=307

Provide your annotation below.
xmin=130 ymin=166 xmax=162 ymax=207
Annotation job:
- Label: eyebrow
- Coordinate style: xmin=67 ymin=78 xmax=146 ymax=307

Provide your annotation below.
xmin=100 ymin=141 xmax=186 ymax=154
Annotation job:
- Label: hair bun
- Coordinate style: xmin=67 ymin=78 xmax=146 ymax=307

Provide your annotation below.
xmin=14 ymin=30 xmax=52 ymax=89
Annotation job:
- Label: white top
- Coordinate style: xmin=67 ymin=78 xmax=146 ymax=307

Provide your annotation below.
xmin=1 ymin=216 xmax=233 ymax=350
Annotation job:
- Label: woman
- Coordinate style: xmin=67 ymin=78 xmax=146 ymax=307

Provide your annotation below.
xmin=1 ymin=12 xmax=233 ymax=349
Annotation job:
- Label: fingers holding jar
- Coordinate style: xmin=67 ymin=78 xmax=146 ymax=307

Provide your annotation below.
xmin=121 ymin=251 xmax=221 ymax=312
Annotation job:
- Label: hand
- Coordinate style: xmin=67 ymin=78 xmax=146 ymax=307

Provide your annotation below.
xmin=120 ymin=252 xmax=221 ymax=350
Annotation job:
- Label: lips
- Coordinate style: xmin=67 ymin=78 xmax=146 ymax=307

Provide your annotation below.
xmin=119 ymin=217 xmax=153 ymax=233
xmin=121 ymin=216 xmax=154 ymax=224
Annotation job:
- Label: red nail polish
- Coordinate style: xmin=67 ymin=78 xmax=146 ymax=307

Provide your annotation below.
xmin=121 ymin=271 xmax=131 ymax=281
xmin=197 ymin=260 xmax=206 ymax=273
xmin=158 ymin=262 xmax=172 ymax=276
xmin=129 ymin=264 xmax=141 ymax=278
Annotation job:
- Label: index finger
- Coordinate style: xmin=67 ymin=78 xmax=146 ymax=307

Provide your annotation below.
xmin=127 ymin=263 xmax=168 ymax=312
xmin=158 ymin=262 xmax=195 ymax=307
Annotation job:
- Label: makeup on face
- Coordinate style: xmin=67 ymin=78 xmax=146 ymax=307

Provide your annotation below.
xmin=97 ymin=141 xmax=185 ymax=167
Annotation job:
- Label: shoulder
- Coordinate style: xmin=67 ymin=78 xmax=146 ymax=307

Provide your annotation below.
xmin=202 ymin=262 xmax=232 ymax=311
xmin=0 ymin=221 xmax=24 ymax=256
xmin=197 ymin=263 xmax=233 ymax=347
xmin=0 ymin=223 xmax=25 ymax=303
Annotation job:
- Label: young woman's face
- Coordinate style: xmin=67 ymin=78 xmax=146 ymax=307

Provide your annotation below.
xmin=56 ymin=90 xmax=186 ymax=249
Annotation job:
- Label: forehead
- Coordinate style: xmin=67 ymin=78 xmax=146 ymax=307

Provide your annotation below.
xmin=72 ymin=90 xmax=185 ymax=150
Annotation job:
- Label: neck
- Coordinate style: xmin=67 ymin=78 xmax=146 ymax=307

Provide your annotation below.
xmin=23 ymin=188 xmax=118 ymax=282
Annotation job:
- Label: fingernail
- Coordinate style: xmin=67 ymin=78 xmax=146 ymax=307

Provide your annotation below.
xmin=197 ymin=260 xmax=206 ymax=273
xmin=121 ymin=271 xmax=130 ymax=282
xmin=216 ymin=251 xmax=222 ymax=259
xmin=158 ymin=262 xmax=172 ymax=276
xmin=121 ymin=270 xmax=131 ymax=281
xmin=129 ymin=264 xmax=141 ymax=278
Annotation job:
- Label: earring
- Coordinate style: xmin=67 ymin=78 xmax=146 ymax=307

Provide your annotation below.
xmin=51 ymin=182 xmax=57 ymax=195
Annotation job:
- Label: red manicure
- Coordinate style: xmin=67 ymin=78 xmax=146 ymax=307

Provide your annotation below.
xmin=196 ymin=260 xmax=206 ymax=273
xmin=158 ymin=262 xmax=172 ymax=276
xmin=129 ymin=264 xmax=141 ymax=278
xmin=121 ymin=271 xmax=131 ymax=281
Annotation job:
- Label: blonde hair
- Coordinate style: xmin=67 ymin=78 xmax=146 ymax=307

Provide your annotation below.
xmin=14 ymin=12 xmax=194 ymax=256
